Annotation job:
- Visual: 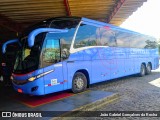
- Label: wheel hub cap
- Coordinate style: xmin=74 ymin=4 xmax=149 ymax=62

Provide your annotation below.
xmin=76 ymin=77 xmax=84 ymax=89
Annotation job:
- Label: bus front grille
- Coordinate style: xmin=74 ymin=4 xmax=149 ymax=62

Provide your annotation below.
xmin=12 ymin=79 xmax=28 ymax=85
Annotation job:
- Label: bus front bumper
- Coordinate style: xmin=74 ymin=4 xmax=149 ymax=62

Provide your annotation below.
xmin=12 ymin=78 xmax=45 ymax=95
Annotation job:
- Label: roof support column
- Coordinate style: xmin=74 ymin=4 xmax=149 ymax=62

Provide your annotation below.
xmin=107 ymin=0 xmax=126 ymax=23
xmin=64 ymin=0 xmax=72 ymax=16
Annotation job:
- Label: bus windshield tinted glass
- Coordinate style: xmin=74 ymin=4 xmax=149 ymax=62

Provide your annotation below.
xmin=14 ymin=33 xmax=44 ymax=74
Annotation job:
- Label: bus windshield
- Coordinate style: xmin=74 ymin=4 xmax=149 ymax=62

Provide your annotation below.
xmin=13 ymin=34 xmax=43 ymax=74
xmin=13 ymin=17 xmax=81 ymax=74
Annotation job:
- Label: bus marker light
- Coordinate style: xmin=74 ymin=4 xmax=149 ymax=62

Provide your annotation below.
xmin=104 ymin=26 xmax=110 ymax=30
xmin=64 ymin=80 xmax=68 ymax=82
xmin=18 ymin=89 xmax=23 ymax=93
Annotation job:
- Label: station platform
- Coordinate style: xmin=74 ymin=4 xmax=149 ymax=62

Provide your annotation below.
xmin=0 ymin=84 xmax=118 ymax=119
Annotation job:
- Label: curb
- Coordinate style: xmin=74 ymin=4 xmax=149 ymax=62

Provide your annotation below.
xmin=52 ymin=92 xmax=119 ymax=120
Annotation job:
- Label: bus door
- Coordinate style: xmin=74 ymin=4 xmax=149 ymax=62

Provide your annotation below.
xmin=42 ymin=38 xmax=65 ymax=94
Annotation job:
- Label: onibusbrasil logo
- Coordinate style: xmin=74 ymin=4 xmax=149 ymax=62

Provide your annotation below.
xmin=1 ymin=112 xmax=42 ymax=118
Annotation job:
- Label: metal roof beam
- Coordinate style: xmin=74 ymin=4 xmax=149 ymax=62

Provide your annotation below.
xmin=64 ymin=0 xmax=71 ymax=16
xmin=0 ymin=14 xmax=23 ymax=32
xmin=107 ymin=0 xmax=126 ymax=23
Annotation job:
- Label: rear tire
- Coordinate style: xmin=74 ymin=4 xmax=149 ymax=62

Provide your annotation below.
xmin=146 ymin=63 xmax=152 ymax=75
xmin=139 ymin=64 xmax=146 ymax=77
xmin=72 ymin=72 xmax=87 ymax=93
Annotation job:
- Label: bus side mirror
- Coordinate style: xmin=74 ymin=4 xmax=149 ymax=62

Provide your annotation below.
xmin=28 ymin=28 xmax=68 ymax=47
xmin=2 ymin=39 xmax=18 ymax=54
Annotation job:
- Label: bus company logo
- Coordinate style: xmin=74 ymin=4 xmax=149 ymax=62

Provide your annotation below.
xmin=97 ymin=47 xmax=118 ymax=71
xmin=1 ymin=112 xmax=42 ymax=118
xmin=2 ymin=112 xmax=11 ymax=117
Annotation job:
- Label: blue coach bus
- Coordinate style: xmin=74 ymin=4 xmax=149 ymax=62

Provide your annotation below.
xmin=3 ymin=17 xmax=159 ymax=95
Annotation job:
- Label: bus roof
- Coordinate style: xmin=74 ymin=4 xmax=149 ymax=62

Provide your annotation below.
xmin=23 ymin=16 xmax=156 ymax=40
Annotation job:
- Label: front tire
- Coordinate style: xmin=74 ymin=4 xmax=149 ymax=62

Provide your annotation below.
xmin=72 ymin=72 xmax=87 ymax=93
xmin=139 ymin=64 xmax=146 ymax=77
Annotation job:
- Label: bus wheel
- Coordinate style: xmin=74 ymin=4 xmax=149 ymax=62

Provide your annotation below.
xmin=72 ymin=72 xmax=87 ymax=93
xmin=146 ymin=63 xmax=152 ymax=75
xmin=139 ymin=64 xmax=146 ymax=77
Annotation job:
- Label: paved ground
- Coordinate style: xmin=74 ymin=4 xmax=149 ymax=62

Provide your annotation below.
xmin=1 ymin=68 xmax=160 ymax=120
xmin=66 ymin=67 xmax=160 ymax=120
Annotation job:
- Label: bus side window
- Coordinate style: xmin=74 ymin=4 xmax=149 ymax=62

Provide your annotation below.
xmin=98 ymin=27 xmax=117 ymax=46
xmin=42 ymin=35 xmax=60 ymax=67
xmin=130 ymin=34 xmax=157 ymax=49
xmin=116 ymin=31 xmax=130 ymax=48
xmin=74 ymin=24 xmax=98 ymax=48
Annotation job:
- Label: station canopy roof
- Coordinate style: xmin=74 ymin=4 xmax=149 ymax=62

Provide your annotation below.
xmin=0 ymin=0 xmax=147 ymax=35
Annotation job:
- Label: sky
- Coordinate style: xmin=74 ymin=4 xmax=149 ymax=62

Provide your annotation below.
xmin=120 ymin=0 xmax=160 ymax=39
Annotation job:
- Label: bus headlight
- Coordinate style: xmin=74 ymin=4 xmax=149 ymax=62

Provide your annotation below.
xmin=28 ymin=77 xmax=36 ymax=82
xmin=28 ymin=69 xmax=54 ymax=82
